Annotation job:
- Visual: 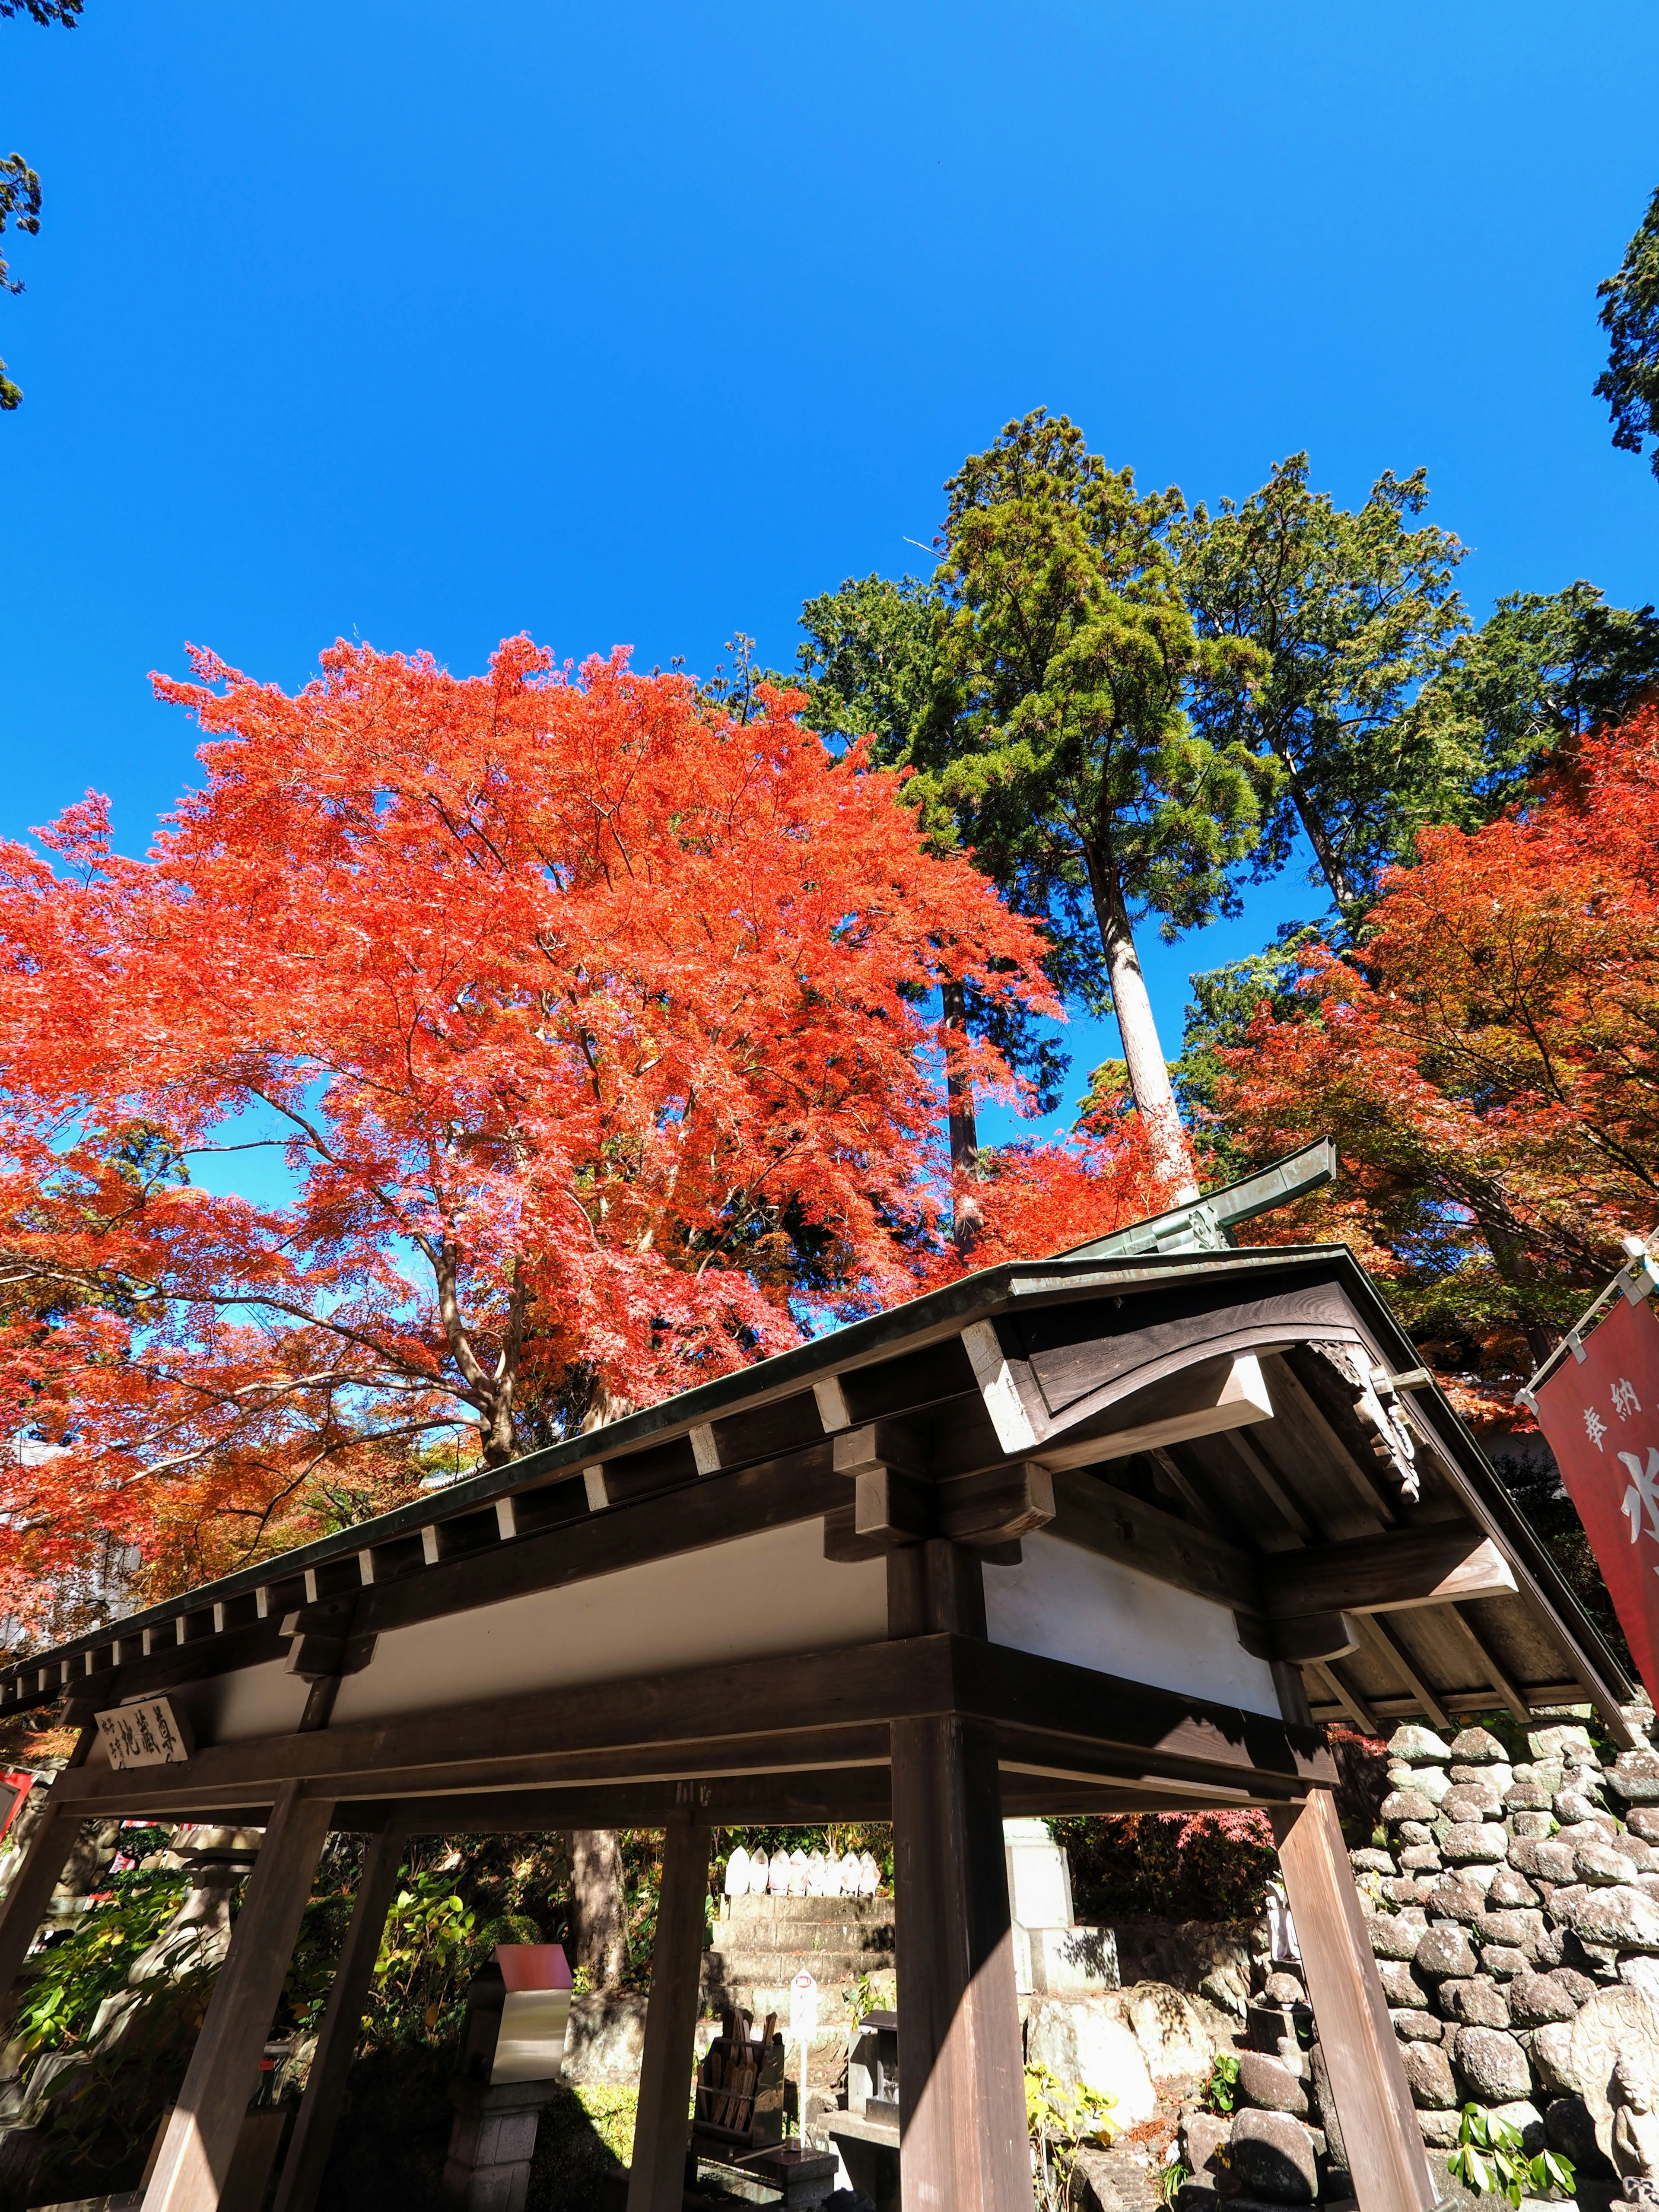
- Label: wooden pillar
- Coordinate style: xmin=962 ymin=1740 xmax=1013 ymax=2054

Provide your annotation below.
xmin=268 ymin=1826 xmax=406 ymax=2212
xmin=0 ymin=1800 xmax=82 ymax=2018
xmin=143 ymin=1784 xmax=336 ymax=2212
xmin=625 ymin=1808 xmax=710 ymax=2212
xmin=1271 ymin=1793 xmax=1436 ymax=2212
xmin=890 ymin=1714 xmax=1031 ymax=2212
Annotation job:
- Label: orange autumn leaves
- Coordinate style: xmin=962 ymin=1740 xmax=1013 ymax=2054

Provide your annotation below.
xmin=0 ymin=638 xmax=1154 ymax=1625
xmin=1224 ymin=706 xmax=1659 ymax=1418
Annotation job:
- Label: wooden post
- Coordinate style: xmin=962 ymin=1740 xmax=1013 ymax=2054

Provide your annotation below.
xmin=143 ymin=1784 xmax=336 ymax=2212
xmin=1271 ymin=1793 xmax=1436 ymax=2212
xmin=625 ymin=1807 xmax=710 ymax=2212
xmin=890 ymin=1714 xmax=1031 ymax=2212
xmin=268 ymin=1826 xmax=406 ymax=2212
xmin=0 ymin=1799 xmax=82 ymax=2018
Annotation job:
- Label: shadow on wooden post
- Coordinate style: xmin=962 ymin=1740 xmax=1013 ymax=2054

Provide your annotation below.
xmin=1271 ymin=1793 xmax=1437 ymax=2212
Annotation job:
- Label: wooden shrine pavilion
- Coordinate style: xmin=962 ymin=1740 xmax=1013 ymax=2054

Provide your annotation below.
xmin=0 ymin=1142 xmax=1633 ymax=2212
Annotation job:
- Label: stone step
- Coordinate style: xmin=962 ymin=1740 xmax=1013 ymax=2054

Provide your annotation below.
xmin=706 ymin=1953 xmax=895 ymax=1986
xmin=715 ymin=1896 xmax=893 ymax=1928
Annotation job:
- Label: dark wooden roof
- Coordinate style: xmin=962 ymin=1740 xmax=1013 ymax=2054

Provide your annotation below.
xmin=3 ymin=1216 xmax=1632 ymax=1744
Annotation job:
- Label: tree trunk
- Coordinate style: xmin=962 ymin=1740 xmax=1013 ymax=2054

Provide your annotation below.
xmin=1281 ymin=752 xmax=1359 ymax=917
xmin=568 ymin=1829 xmax=630 ymax=1986
xmin=941 ymin=979 xmax=983 ymax=1257
xmin=1083 ymin=851 xmax=1198 ymax=1205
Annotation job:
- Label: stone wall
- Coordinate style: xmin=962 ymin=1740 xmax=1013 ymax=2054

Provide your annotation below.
xmin=1356 ymin=1716 xmax=1659 ymax=2170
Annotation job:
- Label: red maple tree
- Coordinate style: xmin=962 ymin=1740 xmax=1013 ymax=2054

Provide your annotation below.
xmin=0 ymin=638 xmax=1073 ymax=1627
xmin=1220 ymin=705 xmax=1659 ymax=1418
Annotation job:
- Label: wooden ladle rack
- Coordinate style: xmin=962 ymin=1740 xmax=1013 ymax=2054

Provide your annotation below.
xmin=693 ymin=2007 xmax=785 ymax=2153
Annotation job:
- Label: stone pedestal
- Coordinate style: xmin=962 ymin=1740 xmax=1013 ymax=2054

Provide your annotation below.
xmin=1003 ymin=1818 xmax=1118 ymax=1996
xmin=441 ymin=2078 xmax=561 ymax=2212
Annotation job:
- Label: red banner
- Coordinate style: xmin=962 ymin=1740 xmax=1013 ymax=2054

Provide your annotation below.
xmin=1535 ymin=1290 xmax=1659 ymax=1703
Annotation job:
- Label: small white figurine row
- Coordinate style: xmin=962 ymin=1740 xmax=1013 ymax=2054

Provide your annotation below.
xmin=721 ymin=1844 xmax=882 ymax=1898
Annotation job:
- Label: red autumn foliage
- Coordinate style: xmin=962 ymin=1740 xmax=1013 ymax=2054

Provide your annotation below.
xmin=1221 ymin=707 xmax=1659 ymax=1419
xmin=0 ymin=639 xmax=1075 ymax=1629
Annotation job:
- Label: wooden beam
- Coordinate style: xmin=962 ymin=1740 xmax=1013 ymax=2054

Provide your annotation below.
xmin=854 ymin=1467 xmax=931 ymax=1545
xmin=1047 ymin=1468 xmax=1259 ymax=1610
xmin=143 ymin=1784 xmax=335 ymax=2212
xmin=1438 ymin=1603 xmax=1533 ymax=1726
xmin=1270 ymin=1612 xmax=1362 ymax=1665
xmin=937 ymin=1462 xmax=1055 ymax=1545
xmin=1259 ymin=1530 xmax=1517 ymax=1619
xmin=53 ymin=1633 xmax=1330 ymax=1818
xmin=270 ymin=1827 xmax=407 ymax=2212
xmin=0 ymin=1802 xmax=82 ymax=2024
xmin=834 ymin=1420 xmax=931 ymax=1479
xmin=1309 ymin=1660 xmax=1379 ymax=1736
xmin=1271 ymin=1794 xmax=1437 ymax=2212
xmin=960 ymin=1319 xmax=1040 ymax=1455
xmin=1352 ymin=1612 xmax=1449 ymax=1731
xmin=891 ymin=1715 xmax=1030 ymax=2212
xmin=626 ymin=1805 xmax=711 ymax=2212
xmin=1033 ymin=1354 xmax=1273 ymax=1473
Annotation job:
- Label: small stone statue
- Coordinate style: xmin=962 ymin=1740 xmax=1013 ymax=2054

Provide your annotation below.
xmin=1612 ymin=2053 xmax=1659 ymax=2205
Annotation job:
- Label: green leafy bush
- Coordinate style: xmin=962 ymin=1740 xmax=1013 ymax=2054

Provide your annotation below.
xmin=1201 ymin=2053 xmax=1241 ymax=2116
xmin=1447 ymin=2103 xmax=1574 ymax=2207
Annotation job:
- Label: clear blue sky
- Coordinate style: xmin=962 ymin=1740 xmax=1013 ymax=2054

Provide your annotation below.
xmin=2 ymin=0 xmax=1654 ymax=1189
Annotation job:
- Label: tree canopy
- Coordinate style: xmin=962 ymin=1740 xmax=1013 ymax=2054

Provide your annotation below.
xmin=0 ymin=637 xmax=1076 ymax=1626
xmin=1219 ymin=706 xmax=1659 ymax=1414
xmin=1597 ymin=185 xmax=1659 ymax=483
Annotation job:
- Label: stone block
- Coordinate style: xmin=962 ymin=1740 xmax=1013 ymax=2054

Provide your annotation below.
xmin=1452 ymin=1726 xmax=1511 ymax=1764
xmin=1368 ymin=1915 xmax=1424 ymax=1961
xmin=1230 ymin=2110 xmax=1318 ymax=2206
xmin=1445 ymin=1783 xmax=1507 ymax=1822
xmin=1508 ymin=1973 xmax=1585 ymax=2026
xmin=1439 ymin=1978 xmax=1511 ymax=2028
xmin=1509 ymin=1814 xmax=1557 ymax=1844
xmin=1620 ymin=1835 xmax=1658 ymax=1872
xmin=1415 ymin=1925 xmax=1478 ymax=1979
xmin=1454 ymin=2026 xmax=1533 ymax=2103
xmin=1619 ymin=1956 xmax=1659 ymax=2000
xmin=1400 ymin=2040 xmax=1458 ymax=2108
xmin=1476 ymin=1909 xmax=1534 ymax=1951
xmin=1607 ymin=1748 xmax=1659 ymax=1806
xmin=1556 ymin=1790 xmax=1609 ymax=1827
xmin=1445 ymin=1823 xmax=1510 ymax=1865
xmin=1392 ymin=2008 xmax=1443 ymax=2040
xmin=1350 ymin=1847 xmax=1395 ymax=1875
xmin=1400 ymin=1844 xmax=1443 ymax=1872
xmin=1528 ymin=1725 xmax=1597 ymax=1764
xmin=1427 ymin=1874 xmax=1493 ymax=1922
xmin=1026 ymin=2003 xmax=1157 ymax=2126
xmin=1550 ymin=1881 xmax=1659 ymax=1951
xmin=1181 ymin=2109 xmax=1231 ymax=2178
xmin=1236 ymin=2052 xmax=1308 ymax=2119
xmin=1487 ymin=1867 xmax=1542 ymax=1909
xmin=1487 ymin=2098 xmax=1545 ymax=2153
xmin=1392 ymin=1725 xmax=1453 ymax=1763
xmin=1545 ymin=2093 xmax=1613 ymax=2178
xmin=1529 ymin=2021 xmax=1576 ymax=2096
xmin=1505 ymin=1784 xmax=1554 ymax=1812
xmin=1373 ymin=1958 xmax=1428 ymax=2009
xmin=1534 ymin=1838 xmax=1583 ymax=1885
xmin=1262 ymin=1972 xmax=1304 ymax=2006
xmin=1574 ymin=1840 xmax=1640 ymax=1886
xmin=1382 ymin=1789 xmax=1439 ymax=1827
xmin=1408 ymin=1766 xmax=1453 ymax=1805
xmin=1481 ymin=1947 xmax=1533 ymax=1981
xmin=1383 ymin=1878 xmax=1435 ymax=1908
xmin=1418 ymin=2107 xmax=1463 ymax=2147
xmin=1307 ymin=2041 xmax=1346 ymax=2174
xmin=1626 ymin=1809 xmax=1659 ymax=1843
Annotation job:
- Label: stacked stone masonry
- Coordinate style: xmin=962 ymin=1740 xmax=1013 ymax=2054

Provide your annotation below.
xmin=1352 ymin=1714 xmax=1659 ymax=2183
xmin=1174 ymin=1713 xmax=1659 ymax=2212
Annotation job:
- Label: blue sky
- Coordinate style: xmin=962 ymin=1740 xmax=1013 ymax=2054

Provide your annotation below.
xmin=1 ymin=0 xmax=1654 ymax=1195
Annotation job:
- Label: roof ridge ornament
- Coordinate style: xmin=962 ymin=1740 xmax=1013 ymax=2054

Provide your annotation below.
xmin=1061 ymin=1137 xmax=1338 ymax=1261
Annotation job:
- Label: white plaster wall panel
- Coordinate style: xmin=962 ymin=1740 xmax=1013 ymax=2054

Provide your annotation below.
xmin=331 ymin=1516 xmax=889 ymax=1725
xmin=982 ymin=1531 xmax=1280 ymax=1716
xmin=161 ymin=1659 xmax=312 ymax=1748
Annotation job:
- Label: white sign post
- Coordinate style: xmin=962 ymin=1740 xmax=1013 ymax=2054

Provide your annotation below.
xmin=789 ymin=1968 xmax=818 ymax=2147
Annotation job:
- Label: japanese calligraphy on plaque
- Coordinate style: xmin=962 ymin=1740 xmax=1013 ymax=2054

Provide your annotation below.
xmin=93 ymin=1697 xmax=194 ymax=1770
xmin=1535 ymin=1291 xmax=1659 ymax=1703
